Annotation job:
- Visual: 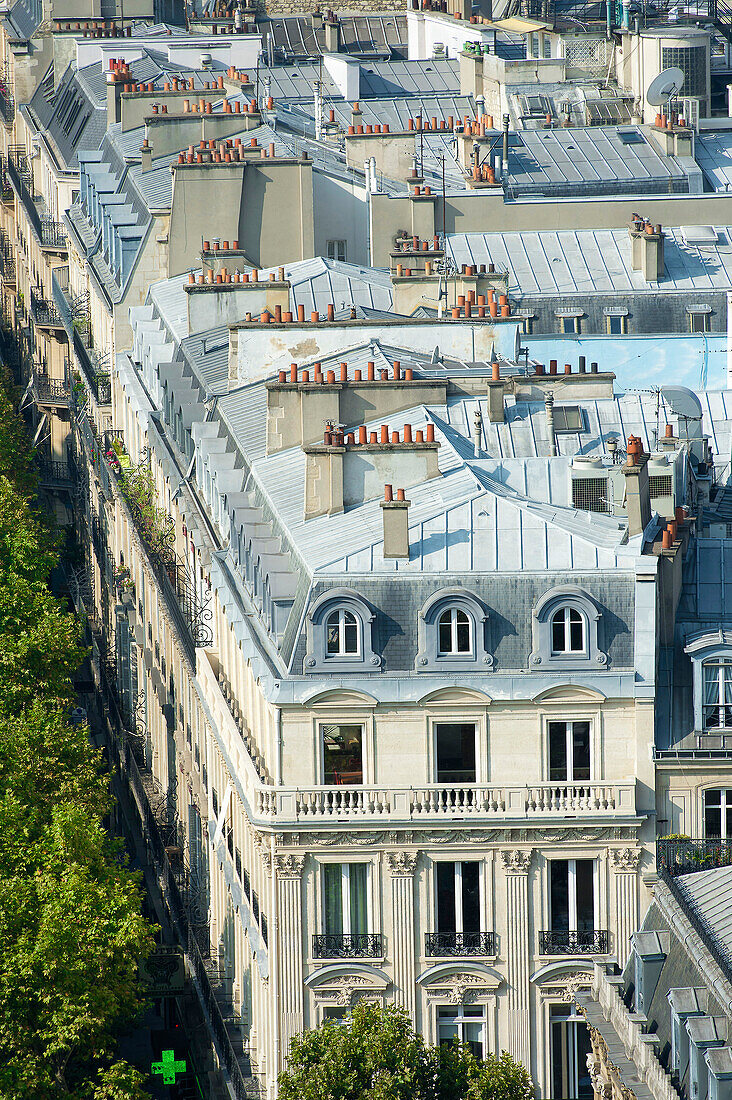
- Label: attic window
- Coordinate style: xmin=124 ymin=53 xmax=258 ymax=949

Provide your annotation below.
xmin=618 ymin=129 xmax=645 ymax=144
xmin=554 ymin=406 xmax=584 ymax=433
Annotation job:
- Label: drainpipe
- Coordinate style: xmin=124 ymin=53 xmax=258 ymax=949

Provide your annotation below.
xmin=473 ymin=404 xmax=483 ymax=457
xmin=274 ymin=705 xmax=282 ymax=786
xmin=545 ymin=391 xmax=557 ymax=456
xmin=313 ymin=80 xmax=323 ymax=142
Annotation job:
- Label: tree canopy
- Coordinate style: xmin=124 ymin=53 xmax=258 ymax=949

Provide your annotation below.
xmin=278 ymin=1002 xmax=535 ymax=1100
xmin=0 ymin=373 xmax=155 ymax=1098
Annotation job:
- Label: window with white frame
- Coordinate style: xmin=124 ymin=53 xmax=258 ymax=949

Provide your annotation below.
xmin=323 ymin=863 xmax=369 ymax=937
xmin=551 ymin=607 xmax=586 ymax=655
xmin=327 ymin=239 xmax=347 ymax=262
xmin=438 ymin=607 xmax=473 ymax=655
xmin=702 ymin=658 xmax=732 ymax=730
xmin=437 ymin=1005 xmax=487 ymax=1060
xmin=326 ymin=608 xmax=360 ymax=657
xmin=549 ymin=859 xmax=595 ymax=934
xmin=703 ymin=788 xmax=732 ymax=838
xmin=548 ymin=721 xmax=591 ymax=782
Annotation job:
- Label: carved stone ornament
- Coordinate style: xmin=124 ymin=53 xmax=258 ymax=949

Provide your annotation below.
xmin=274 ymin=853 xmax=306 ymax=878
xmin=610 ymin=847 xmax=641 ymax=872
xmin=386 ymin=851 xmax=418 ymax=876
xmin=280 ymin=825 xmax=637 ymax=847
xmin=423 ymin=974 xmax=496 ymax=1006
xmin=538 ymin=972 xmax=593 ymax=1001
xmin=313 ymin=976 xmax=383 ymax=1008
xmin=500 ymin=849 xmax=533 ymax=874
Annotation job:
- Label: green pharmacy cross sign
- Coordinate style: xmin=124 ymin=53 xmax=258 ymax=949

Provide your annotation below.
xmin=151 ymin=1049 xmax=187 ymax=1085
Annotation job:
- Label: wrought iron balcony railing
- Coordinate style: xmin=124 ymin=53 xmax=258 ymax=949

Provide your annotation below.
xmin=73 ymin=329 xmax=110 ymax=405
xmin=7 ymin=146 xmax=66 ymax=250
xmin=425 ymin=931 xmax=497 ymax=957
xmin=32 ymin=370 xmax=69 ymax=404
xmin=0 ymin=227 xmax=14 ymax=283
xmin=36 ymin=457 xmax=74 ymax=484
xmin=0 ymin=70 xmax=15 ymax=127
xmin=538 ymin=930 xmax=608 ymax=955
xmin=30 ymin=288 xmax=63 ymax=328
xmin=312 ymin=933 xmax=383 ymax=959
xmin=657 ymin=837 xmax=732 ymax=878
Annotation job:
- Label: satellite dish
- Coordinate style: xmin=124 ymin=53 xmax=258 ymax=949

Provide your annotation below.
xmin=646 ymin=67 xmax=685 ymax=106
xmin=661 ymin=385 xmax=703 ymax=438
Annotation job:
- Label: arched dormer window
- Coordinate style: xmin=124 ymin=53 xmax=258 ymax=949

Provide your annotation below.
xmin=304 ymin=589 xmax=380 ymax=674
xmin=416 ymin=589 xmax=492 ymax=671
xmin=530 ymin=587 xmax=604 ymax=670
xmin=685 ymin=632 xmax=732 ymax=734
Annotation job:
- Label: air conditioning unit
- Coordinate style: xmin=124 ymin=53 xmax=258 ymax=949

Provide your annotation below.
xmin=681 ymin=97 xmax=700 ymax=131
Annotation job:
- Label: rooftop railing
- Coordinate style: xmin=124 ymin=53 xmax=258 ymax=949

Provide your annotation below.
xmin=657 ymin=837 xmax=732 ymax=878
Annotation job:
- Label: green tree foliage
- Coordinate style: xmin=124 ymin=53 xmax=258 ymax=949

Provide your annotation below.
xmin=278 ymin=1002 xmax=535 ymax=1100
xmin=0 ymin=378 xmax=155 ymax=1097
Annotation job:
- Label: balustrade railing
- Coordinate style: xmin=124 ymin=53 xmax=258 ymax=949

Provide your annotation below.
xmin=312 ymin=933 xmax=383 ymax=959
xmin=254 ymin=781 xmax=635 ymax=823
xmin=539 ymin=930 xmax=609 ymax=955
xmin=36 ymin=457 xmax=74 ymax=484
xmin=425 ymin=931 xmax=497 ymax=957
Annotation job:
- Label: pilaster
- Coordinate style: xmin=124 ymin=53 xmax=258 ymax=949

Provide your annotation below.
xmin=501 ymin=849 xmax=533 ymax=1070
xmin=387 ymin=851 xmax=418 ymax=1021
xmin=275 ymin=853 xmax=306 ymax=1061
xmin=610 ymin=848 xmax=640 ymax=968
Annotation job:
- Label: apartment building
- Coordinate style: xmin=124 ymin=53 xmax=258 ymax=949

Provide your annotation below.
xmin=78 ymin=247 xmax=707 ymax=1095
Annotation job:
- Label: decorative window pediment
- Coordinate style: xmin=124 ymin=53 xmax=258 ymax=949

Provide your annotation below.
xmin=529 ymin=586 xmax=605 ymax=670
xmin=304 ymin=589 xmax=381 ymax=674
xmin=416 ymin=589 xmax=493 ymax=671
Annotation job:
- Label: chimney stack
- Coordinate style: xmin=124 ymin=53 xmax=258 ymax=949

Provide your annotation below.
xmin=629 ymin=218 xmax=665 ymax=282
xmin=140 ymin=138 xmax=153 ymax=171
xmin=381 ymin=485 xmax=411 ymax=559
xmin=623 ymin=435 xmax=652 ymax=536
xmin=545 ymin=391 xmax=557 ymax=457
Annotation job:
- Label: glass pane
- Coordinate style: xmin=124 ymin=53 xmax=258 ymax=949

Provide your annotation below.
xmin=349 ymin=863 xmax=368 ymax=935
xmin=462 ymin=862 xmax=480 ymax=933
xmin=326 ymin=618 xmax=340 ymax=654
xmin=705 ymin=805 xmax=722 ymax=838
xmin=464 ymin=1022 xmax=483 ymax=1061
xmin=550 ymin=861 xmax=569 ymax=931
xmin=436 ymin=724 xmax=476 ymax=783
xmin=323 ymin=724 xmax=363 ymax=785
xmin=324 ymin=864 xmax=343 ymax=935
xmin=572 ymin=722 xmax=591 ymax=781
xmin=456 ymin=613 xmax=471 ymax=653
xmin=439 ymin=615 xmax=452 ymax=653
xmin=549 ymin=722 xmax=567 ymax=781
xmin=575 ymin=860 xmax=594 ymax=931
xmin=569 ymin=613 xmax=584 ymax=652
xmin=436 ymin=862 xmax=456 ymax=934
xmin=343 ymin=612 xmax=358 ymax=654
xmin=552 ymin=613 xmax=565 ymax=652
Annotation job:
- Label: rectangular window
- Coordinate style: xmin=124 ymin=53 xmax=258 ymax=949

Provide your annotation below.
xmin=327 ymin=239 xmax=347 ymax=262
xmin=551 ymin=1005 xmax=593 ymax=1100
xmin=436 ymin=723 xmax=476 ymax=783
xmin=322 ymin=724 xmax=363 ymax=785
xmin=561 ymin=316 xmax=579 ymax=334
xmin=436 ymin=862 xmax=481 ymax=934
xmin=438 ymin=1005 xmax=486 ymax=1060
xmin=608 ymin=315 xmax=624 ymax=335
xmin=702 ymin=660 xmax=732 ymax=730
xmin=550 ymin=859 xmax=594 ymax=932
xmin=323 ymin=863 xmax=369 ymax=936
xmin=690 ymin=312 xmax=709 ymax=333
xmin=548 ymin=721 xmax=591 ymax=781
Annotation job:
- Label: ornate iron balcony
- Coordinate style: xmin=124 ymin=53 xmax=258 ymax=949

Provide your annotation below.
xmin=658 ymin=837 xmax=732 ymax=877
xmin=313 ymin=933 xmax=383 ymax=959
xmin=33 ymin=371 xmax=69 ymax=404
xmin=539 ymin=930 xmax=608 ymax=955
xmin=425 ymin=931 xmax=497 ymax=957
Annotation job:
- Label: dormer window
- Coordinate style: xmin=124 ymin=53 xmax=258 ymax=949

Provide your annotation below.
xmin=327 ymin=609 xmax=360 ymax=657
xmin=702 ymin=658 xmax=732 ymax=730
xmin=530 ymin=586 xmax=605 ymax=670
xmin=416 ymin=589 xmax=492 ymax=671
xmin=304 ymin=590 xmax=381 ymax=674
xmin=438 ymin=608 xmax=473 ymax=656
xmin=551 ymin=607 xmax=586 ymax=655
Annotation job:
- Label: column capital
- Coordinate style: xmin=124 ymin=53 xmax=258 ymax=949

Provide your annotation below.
xmin=610 ymin=847 xmax=640 ymax=872
xmin=274 ymin=853 xmax=306 ymax=878
xmin=387 ymin=851 xmax=418 ymax=877
xmin=501 ymin=848 xmax=533 ymax=875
